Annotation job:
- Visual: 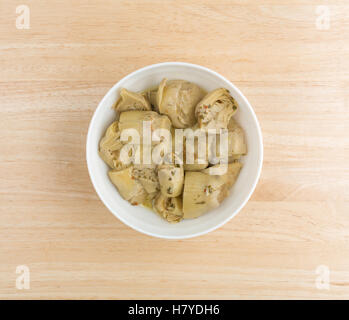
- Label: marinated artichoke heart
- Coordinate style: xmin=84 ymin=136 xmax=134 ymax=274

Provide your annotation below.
xmin=99 ymin=121 xmax=129 ymax=170
xmin=118 ymin=110 xmax=172 ymax=144
xmin=196 ymin=88 xmax=238 ymax=130
xmin=182 ymin=171 xmax=228 ymax=219
xmin=108 ymin=167 xmax=147 ymax=205
xmin=132 ymin=165 xmax=160 ymax=195
xmin=212 ymin=126 xmax=246 ymax=164
xmin=158 ymin=160 xmax=184 ymax=198
xmin=201 ymin=162 xmax=242 ymax=188
xmin=183 ymin=130 xmax=209 ymax=171
xmin=157 ymin=78 xmax=205 ymax=128
xmin=153 ymin=193 xmax=183 ymax=223
xmin=227 ymin=118 xmax=247 ymax=159
xmin=115 ymin=88 xmax=151 ymax=113
xmin=225 ymin=162 xmax=243 ymax=188
xmin=142 ymin=87 xmax=158 ymax=112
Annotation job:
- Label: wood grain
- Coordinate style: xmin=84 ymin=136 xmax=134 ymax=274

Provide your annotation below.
xmin=0 ymin=0 xmax=348 ymax=299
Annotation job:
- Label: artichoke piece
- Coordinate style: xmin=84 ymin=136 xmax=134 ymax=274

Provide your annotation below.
xmin=108 ymin=167 xmax=147 ymax=205
xmin=142 ymin=87 xmax=159 ymax=112
xmin=182 ymin=171 xmax=228 ymax=219
xmin=196 ymin=88 xmax=238 ymax=130
xmin=153 ymin=193 xmax=183 ymax=223
xmin=183 ymin=133 xmax=209 ymax=171
xmin=157 ymin=78 xmax=205 ymax=128
xmin=99 ymin=121 xmax=127 ymax=169
xmin=118 ymin=110 xmax=172 ymax=141
xmin=119 ymin=111 xmax=172 ymax=165
xmin=132 ymin=165 xmax=160 ymax=194
xmin=227 ymin=117 xmax=240 ymax=131
xmin=112 ymin=149 xmax=134 ymax=171
xmin=114 ymin=88 xmax=151 ymax=113
xmin=225 ymin=162 xmax=242 ymax=188
xmin=211 ymin=118 xmax=246 ymax=163
xmin=227 ymin=118 xmax=247 ymax=156
xmin=201 ymin=162 xmax=242 ymax=188
xmin=158 ymin=159 xmax=184 ymax=197
xmin=183 ymin=162 xmax=208 ymax=171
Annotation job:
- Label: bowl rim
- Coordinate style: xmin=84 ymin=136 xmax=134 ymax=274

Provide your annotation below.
xmin=86 ymin=62 xmax=263 ymax=239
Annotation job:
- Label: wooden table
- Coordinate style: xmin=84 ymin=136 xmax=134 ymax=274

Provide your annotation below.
xmin=1 ymin=0 xmax=348 ymax=299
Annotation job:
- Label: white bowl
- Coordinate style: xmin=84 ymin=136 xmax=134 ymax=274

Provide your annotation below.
xmin=86 ymin=62 xmax=263 ymax=239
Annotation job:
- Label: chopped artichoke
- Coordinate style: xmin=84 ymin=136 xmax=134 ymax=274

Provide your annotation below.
xmin=108 ymin=167 xmax=147 ymax=205
xmin=157 ymin=78 xmax=205 ymax=128
xmin=115 ymin=88 xmax=151 ymax=113
xmin=183 ymin=133 xmax=209 ymax=171
xmin=201 ymin=162 xmax=242 ymax=188
xmin=132 ymin=165 xmax=160 ymax=194
xmin=227 ymin=118 xmax=247 ymax=157
xmin=153 ymin=193 xmax=183 ymax=223
xmin=118 ymin=110 xmax=172 ymax=141
xmin=142 ymin=87 xmax=159 ymax=112
xmin=99 ymin=121 xmax=128 ymax=170
xmin=196 ymin=88 xmax=238 ymax=130
xmin=182 ymin=171 xmax=228 ymax=219
xmin=157 ymin=160 xmax=184 ymax=197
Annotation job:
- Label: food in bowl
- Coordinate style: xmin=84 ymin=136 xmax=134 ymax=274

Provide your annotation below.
xmin=98 ymin=78 xmax=247 ymax=223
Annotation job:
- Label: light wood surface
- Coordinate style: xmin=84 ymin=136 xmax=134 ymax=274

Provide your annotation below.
xmin=0 ymin=0 xmax=348 ymax=299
